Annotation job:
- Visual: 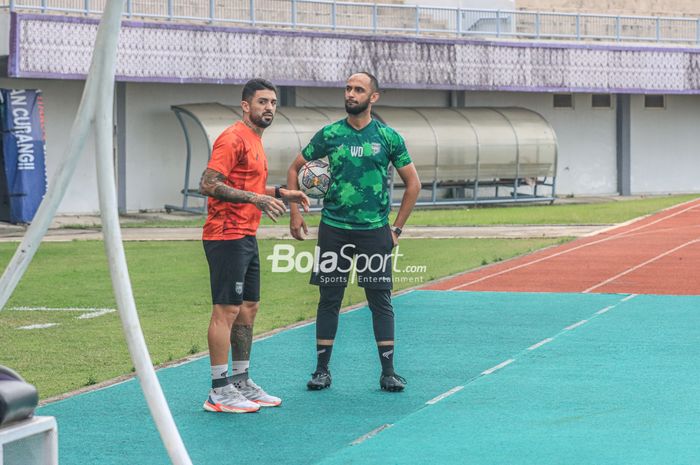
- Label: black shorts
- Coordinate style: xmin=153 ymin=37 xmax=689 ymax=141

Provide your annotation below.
xmin=310 ymin=222 xmax=394 ymax=290
xmin=203 ymin=237 xmax=260 ymax=305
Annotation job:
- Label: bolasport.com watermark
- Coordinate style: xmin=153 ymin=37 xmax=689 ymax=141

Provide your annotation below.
xmin=266 ymin=244 xmax=428 ymax=285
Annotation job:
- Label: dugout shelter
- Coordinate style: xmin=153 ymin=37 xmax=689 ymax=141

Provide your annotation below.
xmin=168 ymin=104 xmax=557 ymax=213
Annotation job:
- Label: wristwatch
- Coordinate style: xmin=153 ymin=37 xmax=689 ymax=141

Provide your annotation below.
xmin=391 ymin=226 xmax=402 ymax=237
xmin=274 ymin=185 xmax=283 ymax=199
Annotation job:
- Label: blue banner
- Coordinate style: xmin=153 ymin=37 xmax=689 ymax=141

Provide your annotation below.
xmin=0 ymin=89 xmax=47 ymax=224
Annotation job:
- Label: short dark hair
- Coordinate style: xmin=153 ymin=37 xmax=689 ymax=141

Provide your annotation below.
xmin=242 ymin=78 xmax=278 ymax=103
xmin=356 ymin=71 xmax=380 ymax=93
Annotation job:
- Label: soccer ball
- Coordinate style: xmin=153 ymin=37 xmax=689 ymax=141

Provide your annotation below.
xmin=298 ymin=159 xmax=331 ymax=199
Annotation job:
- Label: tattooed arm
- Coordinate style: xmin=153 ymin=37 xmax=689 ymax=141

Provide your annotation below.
xmin=199 ymin=168 xmax=287 ymax=221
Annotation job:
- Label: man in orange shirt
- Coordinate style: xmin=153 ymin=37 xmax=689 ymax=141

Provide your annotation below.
xmin=198 ymin=79 xmax=309 ymax=413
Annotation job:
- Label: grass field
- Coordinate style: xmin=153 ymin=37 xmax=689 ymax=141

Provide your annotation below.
xmin=62 ymin=194 xmax=699 ymax=229
xmin=0 ymin=237 xmax=563 ymax=399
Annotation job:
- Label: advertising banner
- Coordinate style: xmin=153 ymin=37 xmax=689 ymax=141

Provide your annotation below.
xmin=0 ymin=89 xmax=48 ymax=224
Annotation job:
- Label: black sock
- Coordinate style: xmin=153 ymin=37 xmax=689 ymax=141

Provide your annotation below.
xmin=316 ymin=344 xmax=333 ymax=372
xmin=212 ymin=377 xmax=229 ymax=389
xmin=378 ymin=344 xmax=395 ymax=376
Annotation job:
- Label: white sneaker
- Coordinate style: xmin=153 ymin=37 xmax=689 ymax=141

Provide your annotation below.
xmin=203 ymin=384 xmax=260 ymax=413
xmin=235 ymin=378 xmax=282 ymax=407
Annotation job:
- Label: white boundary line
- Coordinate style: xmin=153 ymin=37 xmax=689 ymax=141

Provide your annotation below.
xmin=9 ymin=306 xmax=115 ymax=312
xmin=425 ymin=386 xmax=464 ymax=405
xmin=595 ymin=305 xmax=614 ymax=315
xmin=77 ymin=309 xmax=116 ymax=319
xmin=564 ymin=320 xmax=588 ymax=331
xmin=448 ymin=200 xmax=700 ymax=291
xmin=8 ymin=306 xmax=117 ymax=329
xmin=481 ymin=359 xmax=515 ymax=376
xmin=583 ymin=239 xmax=700 ymax=293
xmin=17 ymin=323 xmax=59 ymax=330
xmin=351 ymin=424 xmax=393 ymax=445
xmin=527 ymin=338 xmax=553 ymax=351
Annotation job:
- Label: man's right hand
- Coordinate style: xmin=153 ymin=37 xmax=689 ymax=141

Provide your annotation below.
xmin=290 ymin=211 xmax=308 ymax=240
xmin=252 ymin=194 xmax=287 ymax=222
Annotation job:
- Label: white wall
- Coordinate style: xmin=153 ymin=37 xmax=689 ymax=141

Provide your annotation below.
xmin=124 ymin=82 xmax=243 ymax=212
xmin=631 ymin=94 xmax=700 ymax=194
xmin=295 ymin=87 xmax=451 ymax=108
xmin=463 ymin=91 xmax=618 ymax=196
xmin=0 ymin=11 xmax=9 ymax=56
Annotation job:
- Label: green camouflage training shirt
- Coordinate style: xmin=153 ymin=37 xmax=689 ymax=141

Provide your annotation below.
xmin=302 ymin=118 xmax=413 ymax=230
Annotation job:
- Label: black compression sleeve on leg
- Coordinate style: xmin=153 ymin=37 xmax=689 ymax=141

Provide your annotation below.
xmin=316 ymin=286 xmax=345 ymax=340
xmin=365 ymin=288 xmax=395 ymax=342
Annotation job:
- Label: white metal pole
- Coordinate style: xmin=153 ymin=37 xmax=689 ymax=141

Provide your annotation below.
xmin=91 ymin=2 xmax=192 ymax=464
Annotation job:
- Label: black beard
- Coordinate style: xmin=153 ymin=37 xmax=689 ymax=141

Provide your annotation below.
xmin=250 ymin=113 xmax=274 ymax=128
xmin=345 ymin=99 xmax=370 ymax=115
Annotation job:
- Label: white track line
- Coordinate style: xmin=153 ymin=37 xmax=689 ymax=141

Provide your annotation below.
xmin=564 ymin=319 xmax=588 ymax=331
xmin=527 ymin=338 xmax=553 ymax=351
xmin=351 ymin=424 xmax=393 ymax=445
xmin=595 ymin=305 xmax=614 ymax=315
xmin=583 ymin=239 xmax=700 ymax=293
xmin=448 ymin=201 xmax=700 ymax=291
xmin=481 ymin=359 xmax=515 ymax=376
xmin=426 ymin=386 xmax=465 ymax=405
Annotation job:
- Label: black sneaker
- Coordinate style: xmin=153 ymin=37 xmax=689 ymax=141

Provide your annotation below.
xmin=380 ymin=373 xmax=406 ymax=392
xmin=307 ymin=370 xmax=332 ymax=390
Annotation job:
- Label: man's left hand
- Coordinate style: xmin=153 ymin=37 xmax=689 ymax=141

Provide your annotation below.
xmin=390 ymin=230 xmax=399 ymax=248
xmin=281 ymin=189 xmax=310 ymax=212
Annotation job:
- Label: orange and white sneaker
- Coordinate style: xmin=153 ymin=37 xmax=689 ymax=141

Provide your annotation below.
xmin=203 ymin=384 xmax=260 ymax=413
xmin=235 ymin=378 xmax=282 ymax=407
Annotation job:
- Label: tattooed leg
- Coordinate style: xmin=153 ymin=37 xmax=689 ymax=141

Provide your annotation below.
xmin=230 ymin=301 xmax=258 ymax=383
xmin=230 ymin=324 xmax=253 ymax=383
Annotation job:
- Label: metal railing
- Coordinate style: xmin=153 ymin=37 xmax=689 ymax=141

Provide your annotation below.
xmin=2 ymin=0 xmax=699 ymax=45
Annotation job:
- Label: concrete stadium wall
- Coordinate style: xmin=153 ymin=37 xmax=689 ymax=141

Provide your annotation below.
xmin=631 ymin=94 xmax=700 ymax=194
xmin=0 ymin=77 xmax=698 ymax=214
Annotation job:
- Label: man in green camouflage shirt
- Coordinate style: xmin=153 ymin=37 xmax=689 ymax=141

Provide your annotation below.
xmin=287 ymin=72 xmax=421 ymax=392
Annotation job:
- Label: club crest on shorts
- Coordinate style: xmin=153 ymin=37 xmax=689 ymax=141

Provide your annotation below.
xmin=235 ymin=282 xmax=243 ymax=295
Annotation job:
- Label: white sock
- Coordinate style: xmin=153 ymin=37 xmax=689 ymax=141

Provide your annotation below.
xmin=211 ymin=364 xmax=228 ymax=383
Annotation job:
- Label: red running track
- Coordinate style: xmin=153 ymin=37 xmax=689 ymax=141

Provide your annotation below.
xmin=423 ymin=198 xmax=700 ymax=295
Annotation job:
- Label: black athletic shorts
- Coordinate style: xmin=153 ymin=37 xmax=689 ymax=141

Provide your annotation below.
xmin=203 ymin=237 xmax=260 ymax=305
xmin=310 ymin=221 xmax=394 ymax=290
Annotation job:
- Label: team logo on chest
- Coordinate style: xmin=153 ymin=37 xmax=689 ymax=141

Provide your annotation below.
xmin=372 ymin=143 xmax=381 ymax=155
